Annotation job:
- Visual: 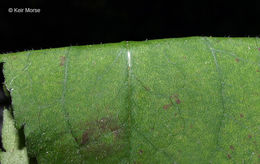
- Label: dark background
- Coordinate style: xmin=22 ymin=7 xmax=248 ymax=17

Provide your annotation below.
xmin=0 ymin=0 xmax=259 ymax=53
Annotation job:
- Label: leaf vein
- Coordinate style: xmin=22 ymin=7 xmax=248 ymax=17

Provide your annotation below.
xmin=61 ymin=47 xmax=79 ymax=147
xmin=204 ymin=37 xmax=227 ymax=158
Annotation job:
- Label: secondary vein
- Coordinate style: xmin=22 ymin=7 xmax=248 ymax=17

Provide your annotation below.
xmin=61 ymin=47 xmax=79 ymax=148
xmin=203 ymin=37 xmax=226 ymax=157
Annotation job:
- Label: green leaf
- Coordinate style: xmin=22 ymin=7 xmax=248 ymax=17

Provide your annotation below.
xmin=0 ymin=109 xmax=29 ymax=164
xmin=0 ymin=37 xmax=260 ymax=163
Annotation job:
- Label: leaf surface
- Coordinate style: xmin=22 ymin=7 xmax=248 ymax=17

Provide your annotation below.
xmin=0 ymin=37 xmax=260 ymax=164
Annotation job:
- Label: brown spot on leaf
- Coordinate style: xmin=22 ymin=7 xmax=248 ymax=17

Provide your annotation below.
xmin=60 ymin=56 xmax=66 ymax=66
xmin=163 ymin=103 xmax=172 ymax=110
xmin=176 ymin=99 xmax=181 ymax=104
xmin=258 ymin=154 xmax=260 ymax=158
xmin=79 ymin=116 xmax=125 ymax=159
xmin=174 ymin=113 xmax=177 ymax=117
xmin=143 ymin=85 xmax=151 ymax=91
xmin=230 ymin=145 xmax=234 ymax=151
xmin=240 ymin=114 xmax=244 ymax=118
xmin=257 ymin=69 xmax=260 ymax=72
xmin=258 ymin=48 xmax=260 ymax=51
xmin=190 ymin=124 xmax=193 ymax=128
xmin=81 ymin=131 xmax=89 ymax=145
xmin=227 ymin=154 xmax=231 ymax=159
xmin=139 ymin=149 xmax=143 ymax=155
xmin=248 ymin=135 xmax=252 ymax=139
xmin=235 ymin=58 xmax=239 ymax=62
xmin=97 ymin=117 xmax=120 ymax=133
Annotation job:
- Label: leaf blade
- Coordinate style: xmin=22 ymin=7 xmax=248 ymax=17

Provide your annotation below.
xmin=1 ymin=37 xmax=260 ymax=163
